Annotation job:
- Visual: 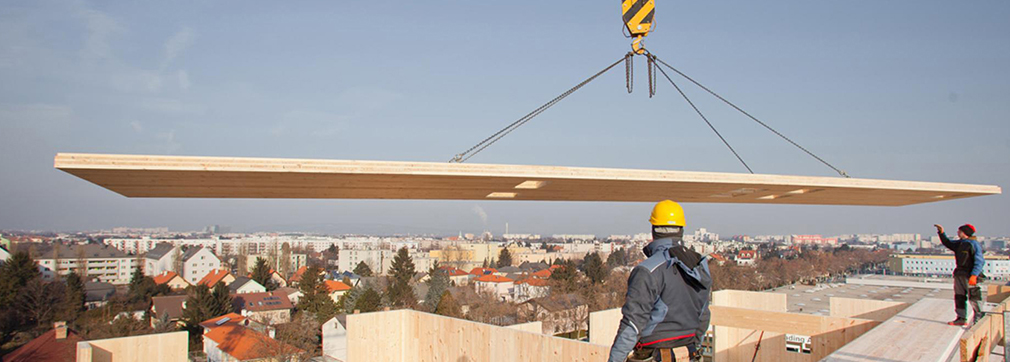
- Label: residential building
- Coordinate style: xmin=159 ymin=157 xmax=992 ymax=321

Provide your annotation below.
xmin=322 ymin=316 xmax=348 ymax=362
xmin=181 ymin=247 xmax=221 ymax=285
xmin=232 ymin=291 xmax=294 ymax=325
xmin=151 ymin=295 xmax=188 ymax=327
xmin=473 ymin=274 xmax=514 ymax=302
xmin=338 ymin=249 xmax=393 ymax=275
xmin=3 ymin=322 xmax=82 ymax=362
xmin=274 ymin=287 xmax=303 ymax=305
xmin=203 ymin=323 xmax=300 ymax=362
xmin=152 ymin=271 xmax=190 ymax=290
xmin=0 ymin=245 xmax=10 ymax=263
xmin=229 ymin=277 xmax=267 ymax=294
xmin=32 ymin=244 xmax=137 ymax=285
xmin=198 ymin=269 xmax=236 ymax=288
xmin=324 ymin=280 xmax=352 ymax=303
xmin=518 ymin=294 xmax=588 ymax=335
xmin=84 ymin=281 xmax=116 ymax=309
xmin=513 ymin=277 xmax=550 ymax=303
xmin=143 ymin=243 xmax=177 ymax=277
xmin=891 ymin=254 xmax=1010 ymax=280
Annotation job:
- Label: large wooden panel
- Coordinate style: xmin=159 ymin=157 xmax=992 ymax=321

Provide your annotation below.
xmin=829 ymin=297 xmax=909 ymax=322
xmin=822 ymin=298 xmax=963 ymax=362
xmin=54 ymin=153 xmax=1001 ymax=205
xmin=347 ymin=309 xmax=609 ymax=362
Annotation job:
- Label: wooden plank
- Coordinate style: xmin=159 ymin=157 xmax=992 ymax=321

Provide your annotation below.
xmin=54 ymin=153 xmax=1001 ymax=206
xmin=829 ymin=297 xmax=909 ymax=322
xmin=709 ymin=306 xmax=877 ymax=336
xmin=823 ymin=298 xmax=964 ymax=362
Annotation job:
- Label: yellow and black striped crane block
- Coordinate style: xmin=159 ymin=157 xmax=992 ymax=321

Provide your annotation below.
xmin=622 ymin=0 xmax=655 ymax=54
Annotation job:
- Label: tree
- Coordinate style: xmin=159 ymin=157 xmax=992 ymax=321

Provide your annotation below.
xmin=63 ymin=272 xmax=86 ymax=323
xmin=0 ymin=251 xmax=39 ymax=306
xmin=606 ymin=248 xmax=629 ymax=268
xmin=339 ymin=285 xmax=363 ymax=314
xmin=385 ymin=248 xmax=417 ymax=308
xmin=209 ymin=282 xmax=234 ymax=318
xmin=353 ymin=261 xmax=373 ymax=277
xmin=172 ymin=246 xmax=184 ymax=274
xmin=75 ymin=245 xmax=88 ymax=278
xmin=18 ymin=278 xmax=62 ymax=331
xmin=279 ymin=242 xmax=292 ymax=279
xmin=496 ymin=248 xmax=513 ymax=268
xmin=182 ymin=284 xmax=215 ymax=349
xmin=582 ymin=252 xmax=607 ymax=284
xmin=434 ymin=291 xmax=461 ymax=318
xmin=423 ymin=269 xmax=450 ymax=312
xmin=296 ymin=265 xmax=338 ymax=323
xmin=353 ymin=287 xmax=381 ymax=313
xmin=251 ymin=257 xmax=276 ymax=291
xmin=273 ymin=312 xmax=321 ymax=361
xmin=549 ymin=260 xmax=580 ymax=293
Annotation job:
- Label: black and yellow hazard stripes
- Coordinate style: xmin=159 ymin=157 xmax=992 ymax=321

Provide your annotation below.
xmin=622 ymin=0 xmax=655 ymax=37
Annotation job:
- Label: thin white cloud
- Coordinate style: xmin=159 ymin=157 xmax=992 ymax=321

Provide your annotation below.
xmin=162 ymin=27 xmax=195 ymax=69
xmin=472 ymin=205 xmax=488 ymax=225
xmin=129 ymin=121 xmax=143 ymax=133
xmin=176 ymin=70 xmax=191 ymax=90
xmin=155 ymin=129 xmax=181 ymax=154
xmin=76 ymin=7 xmax=123 ymax=60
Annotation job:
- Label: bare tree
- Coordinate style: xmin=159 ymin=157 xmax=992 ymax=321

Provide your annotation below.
xmin=171 ymin=246 xmax=183 ymax=274
xmin=76 ymin=244 xmax=88 ymax=278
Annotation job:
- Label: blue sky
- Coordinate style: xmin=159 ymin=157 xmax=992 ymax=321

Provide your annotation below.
xmin=1 ymin=1 xmax=1007 ymax=237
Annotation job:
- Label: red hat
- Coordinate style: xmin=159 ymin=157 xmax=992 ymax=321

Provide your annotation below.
xmin=959 ymin=224 xmax=976 ymax=237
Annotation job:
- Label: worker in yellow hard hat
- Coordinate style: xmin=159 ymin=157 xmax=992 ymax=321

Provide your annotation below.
xmin=609 ymin=200 xmax=711 ymax=362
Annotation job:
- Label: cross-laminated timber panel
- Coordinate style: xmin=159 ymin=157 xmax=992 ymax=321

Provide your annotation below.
xmin=53 ymin=153 xmax=1001 ymax=205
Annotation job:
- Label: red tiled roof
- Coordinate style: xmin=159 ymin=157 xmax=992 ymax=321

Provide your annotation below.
xmin=152 ymin=271 xmax=184 ymax=286
xmin=709 ymin=253 xmax=728 ymax=262
xmin=468 ymin=267 xmax=497 ymax=276
xmin=199 ymin=313 xmax=246 ymax=330
xmin=198 ymin=269 xmax=232 ymax=287
xmin=475 ymin=274 xmax=513 ymax=283
xmin=204 ymin=325 xmax=301 ymax=361
xmin=531 ymin=269 xmax=552 ymax=278
xmin=3 ymin=328 xmax=82 ymax=362
xmin=289 ymin=266 xmax=309 ymax=283
xmin=324 ymin=280 xmax=351 ymax=293
xmin=516 ymin=278 xmax=549 ymax=287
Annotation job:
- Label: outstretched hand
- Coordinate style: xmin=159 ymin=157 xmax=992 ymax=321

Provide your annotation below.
xmin=934 ymin=224 xmax=944 ymax=234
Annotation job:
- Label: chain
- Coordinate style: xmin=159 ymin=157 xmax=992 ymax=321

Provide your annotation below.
xmin=626 ymin=54 xmax=634 ymax=94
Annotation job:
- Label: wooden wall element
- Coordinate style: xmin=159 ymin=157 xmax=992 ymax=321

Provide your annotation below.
xmin=828 ymin=297 xmax=909 ymax=321
xmin=987 ymin=284 xmax=1010 ymax=303
xmin=822 ymin=298 xmax=963 ymax=362
xmin=508 ymin=321 xmax=544 ymax=334
xmin=711 ymin=289 xmax=787 ymax=362
xmin=53 ymin=153 xmax=1001 ymax=206
xmin=76 ymin=331 xmax=188 ymax=362
xmin=959 ymin=293 xmax=1010 ymax=362
xmin=588 ymin=308 xmax=622 ymax=346
xmin=346 ymin=309 xmax=610 ymax=362
xmin=711 ymin=290 xmax=787 ymax=311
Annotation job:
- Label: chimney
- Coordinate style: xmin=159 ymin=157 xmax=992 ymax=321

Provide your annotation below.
xmin=267 ymin=326 xmax=276 ymax=339
xmin=54 ymin=321 xmax=67 ymax=340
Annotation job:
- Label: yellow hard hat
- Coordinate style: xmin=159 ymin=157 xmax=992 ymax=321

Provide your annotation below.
xmin=649 ymin=200 xmax=686 ymax=227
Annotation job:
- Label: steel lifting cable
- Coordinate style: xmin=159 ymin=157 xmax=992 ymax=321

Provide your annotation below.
xmin=651 ymin=54 xmax=754 ymax=174
xmin=450 ymin=53 xmax=634 ymax=163
xmin=651 ymin=55 xmax=850 ymax=178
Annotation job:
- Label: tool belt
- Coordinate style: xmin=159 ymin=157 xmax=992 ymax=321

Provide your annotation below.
xmin=627 ymin=344 xmax=700 ymax=362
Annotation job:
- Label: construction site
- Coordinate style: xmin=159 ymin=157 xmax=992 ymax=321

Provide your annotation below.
xmin=2 ymin=1 xmax=1006 ymax=362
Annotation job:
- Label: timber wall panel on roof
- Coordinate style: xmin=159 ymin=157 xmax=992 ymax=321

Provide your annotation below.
xmin=54 ymin=153 xmax=1001 ymax=205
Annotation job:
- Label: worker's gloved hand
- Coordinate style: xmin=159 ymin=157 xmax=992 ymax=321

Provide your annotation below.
xmin=969 ymin=275 xmax=978 ymax=286
xmin=934 ymin=224 xmax=944 ymax=234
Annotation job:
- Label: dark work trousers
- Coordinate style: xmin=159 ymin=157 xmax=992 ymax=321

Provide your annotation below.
xmin=953 ymin=274 xmax=982 ymax=322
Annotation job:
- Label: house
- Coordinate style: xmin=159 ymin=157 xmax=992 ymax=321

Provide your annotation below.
xmin=151 ymin=295 xmax=188 ymax=327
xmin=513 ymin=277 xmax=550 ymax=303
xmin=181 ymin=247 xmax=222 ymax=285
xmin=468 ymin=267 xmax=497 ymax=277
xmin=203 ymin=324 xmax=301 ymax=362
xmin=737 ymin=250 xmax=758 ymax=266
xmin=3 ymin=322 xmax=81 ymax=362
xmin=531 ymin=269 xmax=552 ymax=279
xmin=288 ymin=266 xmax=308 ymax=285
xmin=473 ymin=274 xmax=514 ymax=302
xmin=441 ymin=267 xmax=472 ymax=286
xmin=709 ymin=253 xmax=728 ymax=266
xmin=331 ymin=271 xmax=361 ymax=287
xmin=232 ymin=291 xmax=294 ymax=325
xmin=31 ymin=244 xmax=137 ymax=285
xmin=199 ymin=313 xmax=254 ymax=333
xmin=152 ymin=271 xmax=190 ymax=290
xmin=324 ymin=280 xmax=352 ymax=303
xmin=199 ymin=269 xmax=236 ymax=288
xmin=273 ymin=287 xmax=303 ymax=305
xmin=497 ymin=266 xmax=521 ymax=275
xmin=518 ymin=261 xmax=548 ymax=271
xmin=84 ymin=281 xmax=116 ymax=309
xmin=229 ymin=277 xmax=267 ymax=294
xmin=143 ymin=243 xmax=177 ymax=277
xmin=519 ymin=294 xmax=588 ymax=335
xmin=0 ymin=245 xmax=10 ymax=263
xmin=268 ymin=270 xmax=288 ymax=288
xmin=322 ymin=315 xmax=348 ymax=362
